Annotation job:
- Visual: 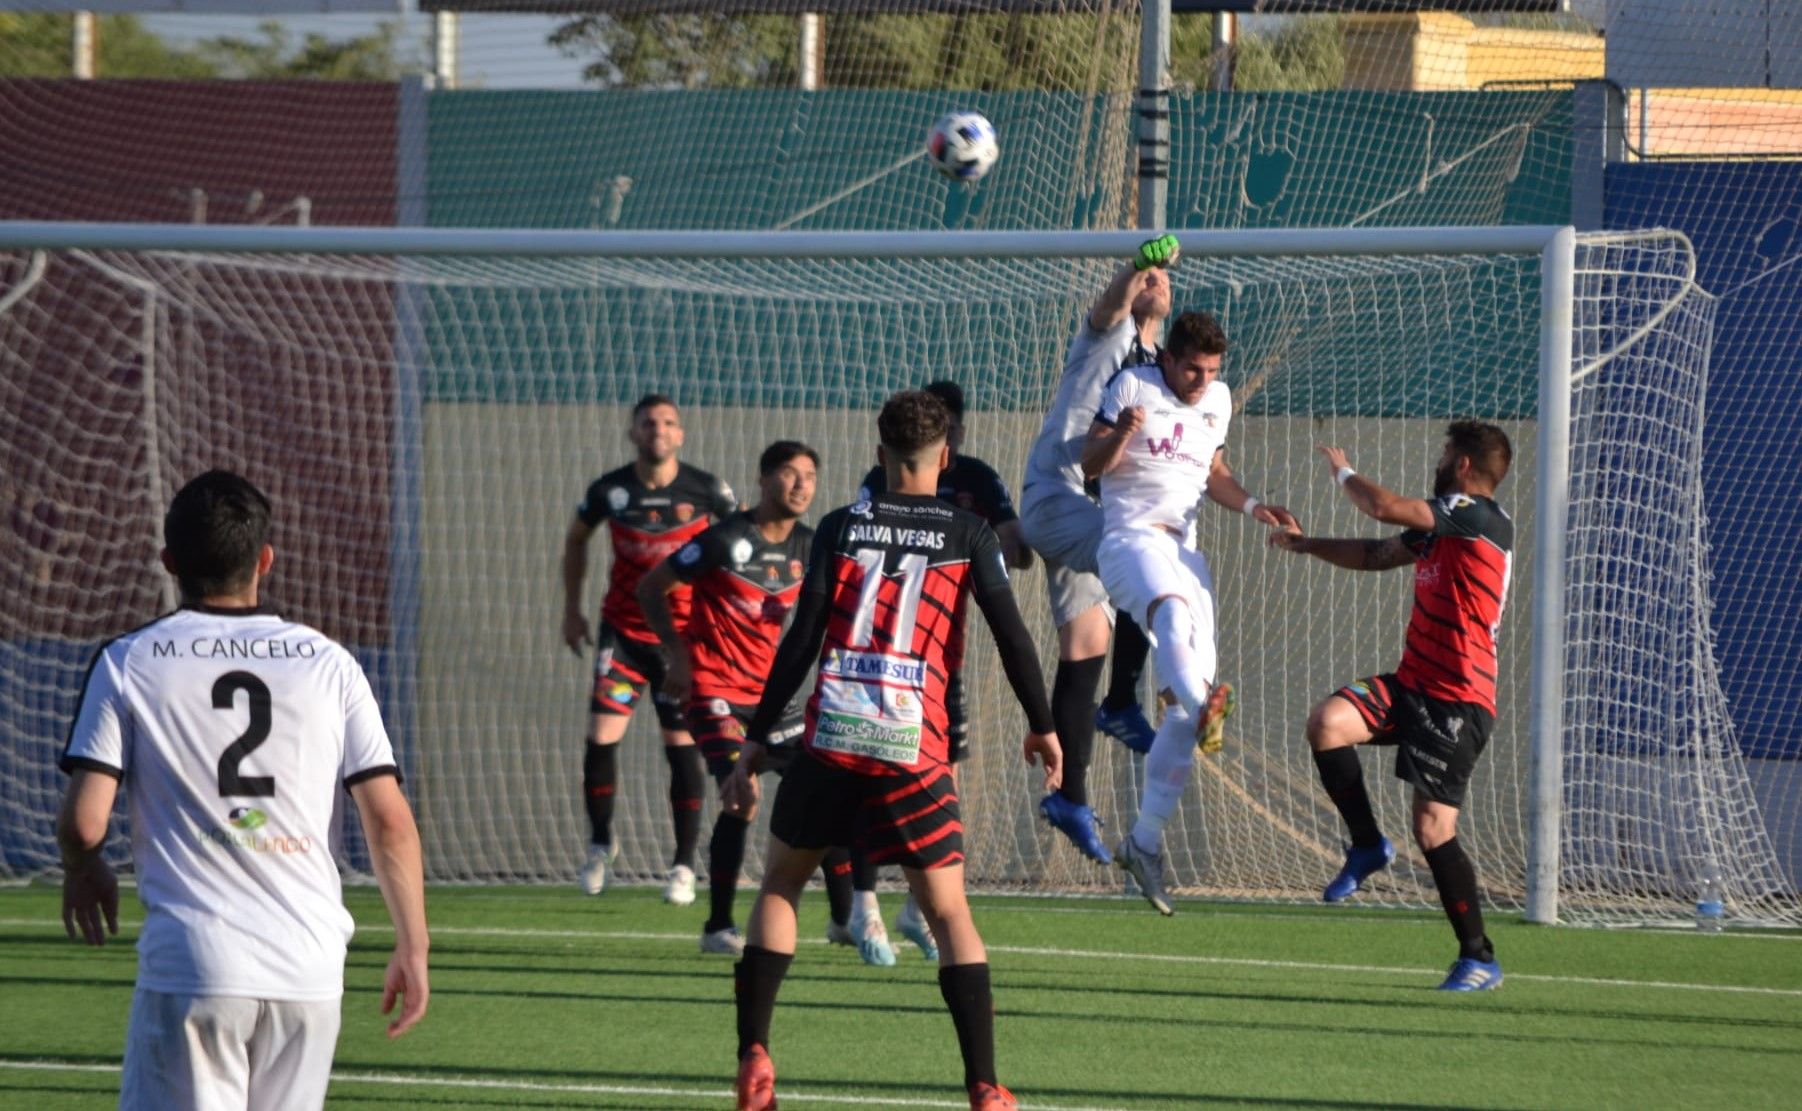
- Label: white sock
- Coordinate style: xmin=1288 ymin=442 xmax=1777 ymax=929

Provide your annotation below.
xmin=1151 ymin=601 xmax=1211 ymax=718
xmin=898 ymin=894 xmax=921 ymax=924
xmin=853 ymin=889 xmax=880 ymax=919
xmin=1132 ymin=708 xmax=1197 ymax=853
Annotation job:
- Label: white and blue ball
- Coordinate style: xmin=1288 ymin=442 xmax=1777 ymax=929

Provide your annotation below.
xmin=926 ymin=111 xmax=999 ymax=182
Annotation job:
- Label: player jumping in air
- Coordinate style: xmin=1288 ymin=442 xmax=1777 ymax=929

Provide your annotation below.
xmin=637 ymin=440 xmax=856 ymax=956
xmin=725 ymin=390 xmax=1061 ymax=1111
xmin=1270 ymin=423 xmax=1514 ymax=991
xmin=561 ymin=394 xmax=738 ymax=902
xmin=1083 ymin=310 xmax=1297 ymax=914
xmin=1020 ymin=234 xmax=1178 ymax=865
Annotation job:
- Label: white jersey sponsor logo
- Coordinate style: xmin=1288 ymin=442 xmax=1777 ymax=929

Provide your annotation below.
xmin=1097 ymin=364 xmax=1232 ymax=537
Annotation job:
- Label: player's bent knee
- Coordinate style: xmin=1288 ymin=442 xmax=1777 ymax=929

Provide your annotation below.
xmin=1411 ymin=802 xmax=1458 ymax=849
xmin=589 ymin=714 xmax=628 ymax=745
xmin=1306 ymin=698 xmax=1361 ymax=751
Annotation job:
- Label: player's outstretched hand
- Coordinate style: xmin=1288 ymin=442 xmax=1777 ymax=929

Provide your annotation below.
xmin=1135 ymin=234 xmax=1180 ymax=271
xmin=1268 ymin=527 xmax=1307 ymax=552
xmin=1316 ymin=443 xmax=1353 ymax=478
xmin=1249 ymin=502 xmax=1300 ymax=533
xmin=61 ymin=856 xmax=118 ymax=947
xmin=1023 ymin=731 xmax=1063 ymax=792
xmin=561 ymin=612 xmax=592 ymax=657
xmin=381 ymin=944 xmax=430 ymax=1039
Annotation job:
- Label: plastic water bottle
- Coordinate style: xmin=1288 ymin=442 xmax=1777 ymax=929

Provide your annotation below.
xmin=1695 ymin=868 xmax=1725 ymax=934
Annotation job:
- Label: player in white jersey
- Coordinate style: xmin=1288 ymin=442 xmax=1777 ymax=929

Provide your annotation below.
xmin=1019 ymin=235 xmax=1176 ymax=866
xmin=1082 ymin=311 xmax=1297 ymax=914
xmin=57 ymin=470 xmax=429 ymax=1111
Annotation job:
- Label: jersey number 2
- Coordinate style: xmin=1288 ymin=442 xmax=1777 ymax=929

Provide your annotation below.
xmin=213 ymin=671 xmax=275 ymax=798
xmin=847 ymin=548 xmax=928 ymax=650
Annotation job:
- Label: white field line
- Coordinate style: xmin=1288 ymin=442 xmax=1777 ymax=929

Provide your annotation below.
xmin=3 ymin=917 xmax=1798 ymax=997
xmin=0 ymin=1059 xmax=1131 ymax=1110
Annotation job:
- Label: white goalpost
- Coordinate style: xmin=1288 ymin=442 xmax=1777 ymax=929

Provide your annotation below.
xmin=1 ymin=221 xmax=1793 ymax=928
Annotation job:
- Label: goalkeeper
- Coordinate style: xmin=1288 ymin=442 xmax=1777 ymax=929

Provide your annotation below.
xmin=1019 ymin=233 xmax=1177 ymax=865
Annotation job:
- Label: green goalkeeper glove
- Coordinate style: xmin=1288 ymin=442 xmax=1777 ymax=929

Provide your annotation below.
xmin=1134 ymin=233 xmax=1180 ymax=271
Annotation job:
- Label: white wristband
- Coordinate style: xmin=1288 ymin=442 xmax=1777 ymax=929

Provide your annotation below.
xmin=1241 ymin=497 xmax=1262 ymax=519
xmin=1335 ymin=466 xmax=1357 ymax=487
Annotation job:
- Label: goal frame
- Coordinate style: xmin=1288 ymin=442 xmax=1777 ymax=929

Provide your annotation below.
xmin=0 ymin=220 xmax=1577 ymax=922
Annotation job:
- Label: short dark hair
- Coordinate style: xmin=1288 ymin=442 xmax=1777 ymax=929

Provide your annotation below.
xmin=1447 ymin=420 xmax=1512 ymax=486
xmin=922 ymin=380 xmax=966 ymax=421
xmin=1165 ymin=311 xmax=1229 ymax=361
xmin=759 ymin=440 xmax=821 ymax=477
xmin=164 ymin=470 xmax=272 ymax=599
xmin=632 ymin=393 xmax=678 ymax=419
xmin=878 ymin=390 xmax=950 ymax=459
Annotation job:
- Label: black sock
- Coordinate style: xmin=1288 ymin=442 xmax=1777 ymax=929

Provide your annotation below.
xmin=1312 ymin=747 xmax=1383 ymax=848
xmin=821 ymin=848 xmax=854 ymax=927
xmin=1100 ymin=615 xmax=1151 ymax=712
xmin=938 ymin=962 xmax=998 ymax=1089
xmin=850 ymin=845 xmax=879 ymax=894
xmin=1051 ymin=656 xmax=1105 ymax=807
xmin=583 ymin=742 xmax=618 ymax=846
xmin=735 ymin=945 xmax=793 ymax=1059
xmin=666 ymin=746 xmax=706 ymax=870
xmin=1424 ymin=838 xmax=1492 ymax=962
xmin=706 ymin=812 xmax=749 ymax=933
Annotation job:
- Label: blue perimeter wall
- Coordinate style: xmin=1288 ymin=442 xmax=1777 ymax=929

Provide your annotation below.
xmin=1607 ymin=162 xmax=1802 ymax=760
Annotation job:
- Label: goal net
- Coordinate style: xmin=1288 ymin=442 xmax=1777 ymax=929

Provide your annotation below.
xmin=0 ymin=226 xmax=1793 ymax=927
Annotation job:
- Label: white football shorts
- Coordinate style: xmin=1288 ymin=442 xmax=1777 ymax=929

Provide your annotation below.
xmin=120 ymin=988 xmax=341 ymax=1111
xmin=1097 ymin=526 xmax=1218 ymax=684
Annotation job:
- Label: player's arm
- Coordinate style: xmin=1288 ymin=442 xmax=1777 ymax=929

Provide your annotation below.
xmin=350 ymin=773 xmax=429 ymax=1039
xmin=972 ymin=461 xmax=1033 ymax=570
xmin=1088 ymin=234 xmax=1180 ymax=331
xmin=637 ymin=554 xmax=697 ymax=701
xmin=56 ymin=770 xmax=119 ymax=946
xmin=1205 ymin=448 xmax=1299 ymax=530
xmin=1270 ymin=530 xmax=1415 ymax=572
xmin=743 ymin=519 xmax=836 ymax=753
xmin=1081 ymin=411 xmax=1142 ymax=480
xmin=560 ymin=516 xmax=598 ymax=656
xmin=58 ymin=645 xmax=127 ymax=947
xmin=968 ymin=529 xmax=1062 ymax=790
xmin=1318 ymin=444 xmax=1434 ymax=530
xmin=995 ymin=520 xmax=1034 ymax=571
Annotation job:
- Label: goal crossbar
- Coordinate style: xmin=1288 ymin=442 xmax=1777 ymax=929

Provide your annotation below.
xmin=0 ymin=222 xmax=1569 ymax=260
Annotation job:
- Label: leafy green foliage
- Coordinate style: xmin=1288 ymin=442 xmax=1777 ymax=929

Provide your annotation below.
xmin=551 ymin=11 xmax=1137 ymax=92
xmin=196 ymin=20 xmax=415 ymax=81
xmin=0 ymin=13 xmax=216 ymax=79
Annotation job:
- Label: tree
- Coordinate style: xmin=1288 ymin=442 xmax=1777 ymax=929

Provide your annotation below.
xmin=0 ymin=13 xmax=217 ymax=79
xmin=549 ymin=10 xmax=1140 ymax=92
xmin=197 ymin=20 xmax=415 ymax=81
xmin=549 ymin=14 xmax=799 ymax=89
xmin=1173 ymin=15 xmax=1347 ymax=93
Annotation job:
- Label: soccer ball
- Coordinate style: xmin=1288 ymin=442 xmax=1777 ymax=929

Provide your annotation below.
xmin=926 ymin=111 xmax=999 ymax=182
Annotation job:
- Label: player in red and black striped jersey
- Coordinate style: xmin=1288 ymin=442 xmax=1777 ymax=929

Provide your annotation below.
xmin=849 ymin=379 xmax=1033 ymax=965
xmin=1271 ymin=421 xmax=1515 ymax=993
xmin=637 ymin=441 xmax=854 ymax=956
xmin=724 ymin=391 xmax=1060 ymax=1111
xmin=560 ymin=394 xmax=738 ymax=901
